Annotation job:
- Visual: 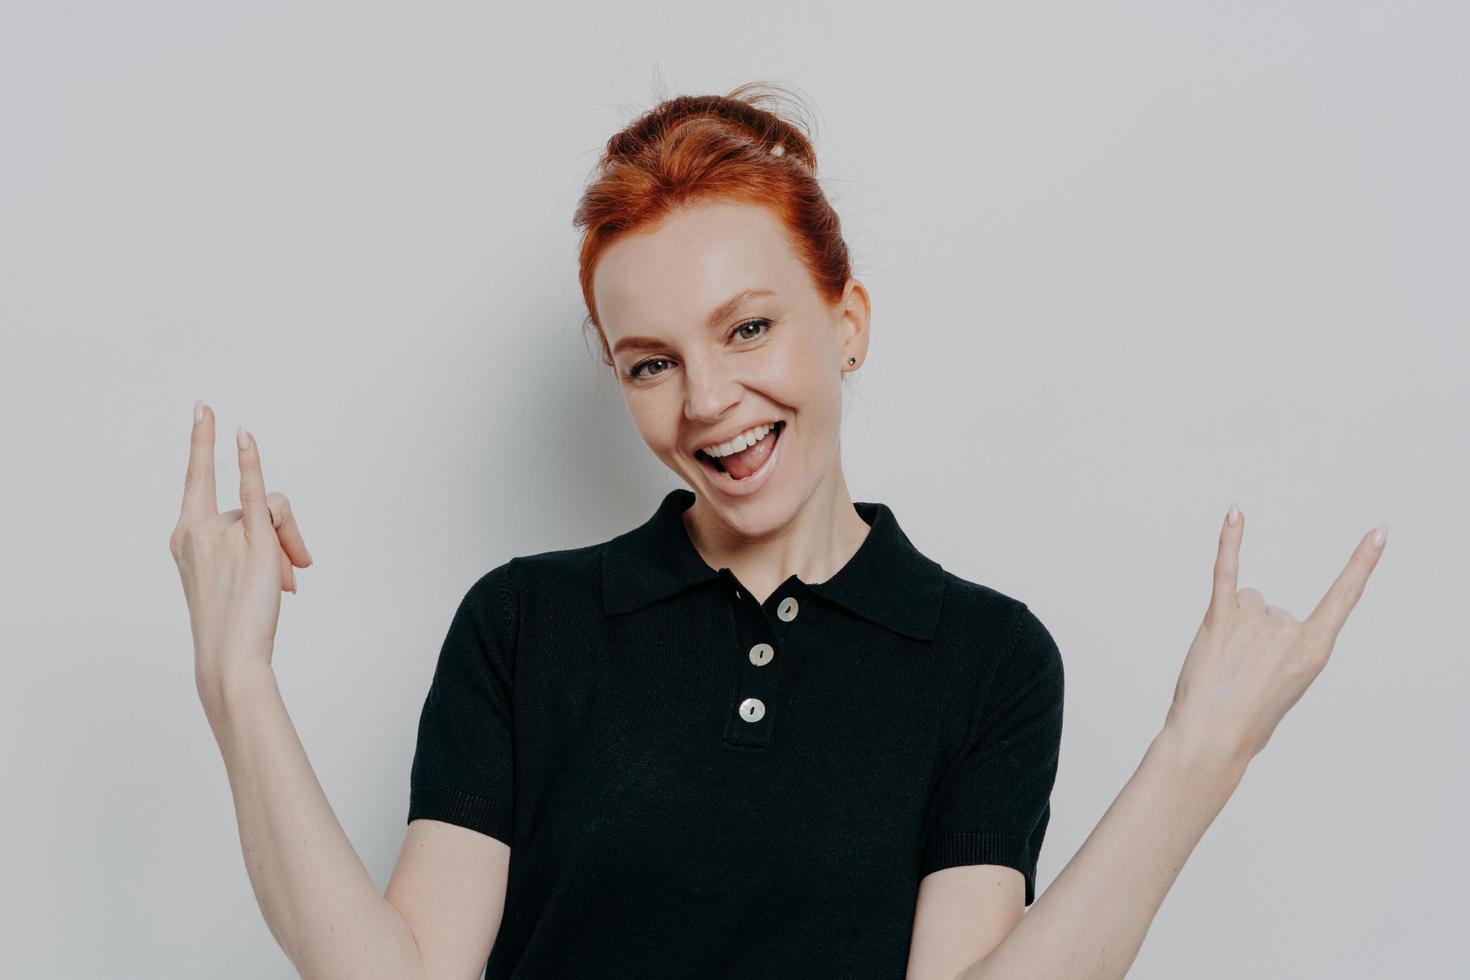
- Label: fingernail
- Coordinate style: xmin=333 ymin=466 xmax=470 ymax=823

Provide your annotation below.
xmin=193 ymin=398 xmax=204 ymax=424
xmin=304 ymin=548 xmax=315 ymax=565
xmin=237 ymin=426 xmax=250 ymax=451
xmin=1370 ymin=524 xmax=1388 ymax=549
xmin=1226 ymin=502 xmax=1241 ymax=526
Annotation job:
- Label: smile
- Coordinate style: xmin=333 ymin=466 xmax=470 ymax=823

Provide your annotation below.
xmin=694 ymin=420 xmax=784 ymax=491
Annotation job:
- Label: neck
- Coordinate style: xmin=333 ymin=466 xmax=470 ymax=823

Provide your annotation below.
xmin=681 ymin=465 xmax=871 ymax=605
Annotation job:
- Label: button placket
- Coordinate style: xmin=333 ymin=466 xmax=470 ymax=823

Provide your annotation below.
xmin=719 ymin=570 xmax=784 ymax=748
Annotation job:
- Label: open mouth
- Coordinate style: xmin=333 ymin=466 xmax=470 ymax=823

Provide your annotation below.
xmin=695 ymin=420 xmax=784 ymax=481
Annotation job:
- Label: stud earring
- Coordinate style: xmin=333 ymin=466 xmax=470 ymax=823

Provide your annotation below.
xmin=846 ymin=356 xmax=857 ymax=366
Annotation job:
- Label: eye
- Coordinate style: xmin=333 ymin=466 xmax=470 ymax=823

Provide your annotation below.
xmin=732 ymin=317 xmax=771 ymax=342
xmin=629 ymin=357 xmax=671 ymax=380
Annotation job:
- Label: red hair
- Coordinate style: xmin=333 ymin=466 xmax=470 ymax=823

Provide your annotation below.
xmin=572 ymin=82 xmax=853 ymax=367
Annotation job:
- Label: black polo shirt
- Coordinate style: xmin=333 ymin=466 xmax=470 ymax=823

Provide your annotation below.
xmin=408 ymin=488 xmax=1064 ymax=978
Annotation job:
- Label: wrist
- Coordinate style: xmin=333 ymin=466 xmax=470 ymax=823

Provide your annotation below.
xmin=197 ymin=658 xmax=277 ymax=727
xmin=1150 ymin=723 xmax=1249 ymax=806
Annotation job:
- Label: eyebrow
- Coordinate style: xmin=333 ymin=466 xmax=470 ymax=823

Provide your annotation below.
xmin=611 ymin=288 xmax=778 ymax=356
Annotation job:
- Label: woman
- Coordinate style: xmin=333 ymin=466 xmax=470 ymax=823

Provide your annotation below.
xmin=171 ymin=84 xmax=1386 ymax=979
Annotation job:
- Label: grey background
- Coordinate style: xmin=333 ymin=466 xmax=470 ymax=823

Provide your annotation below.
xmin=2 ymin=1 xmax=1465 ymax=977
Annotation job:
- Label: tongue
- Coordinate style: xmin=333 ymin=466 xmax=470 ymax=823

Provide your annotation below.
xmin=722 ymin=430 xmax=776 ymax=480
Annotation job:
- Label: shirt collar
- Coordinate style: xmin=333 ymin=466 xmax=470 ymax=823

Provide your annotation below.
xmin=601 ymin=488 xmax=946 ymax=641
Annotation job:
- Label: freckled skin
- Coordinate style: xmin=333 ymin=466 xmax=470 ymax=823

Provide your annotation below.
xmin=591 ymin=198 xmax=873 ymax=585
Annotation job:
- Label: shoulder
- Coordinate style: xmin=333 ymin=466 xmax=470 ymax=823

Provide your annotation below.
xmin=462 ymin=540 xmax=607 ymax=613
xmin=935 ymin=569 xmax=1028 ymax=624
xmin=504 ymin=541 xmax=604 ymax=587
xmin=933 ymin=569 xmax=1064 ymax=680
xmin=450 ymin=542 xmax=607 ymax=653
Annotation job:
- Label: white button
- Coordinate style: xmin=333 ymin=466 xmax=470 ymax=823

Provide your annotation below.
xmin=738 ymin=697 xmax=765 ymax=722
xmin=777 ymin=596 xmax=799 ymax=621
xmin=748 ymin=642 xmax=774 ymax=666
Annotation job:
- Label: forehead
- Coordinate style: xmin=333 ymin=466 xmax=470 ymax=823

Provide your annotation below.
xmin=593 ymin=199 xmax=803 ymax=342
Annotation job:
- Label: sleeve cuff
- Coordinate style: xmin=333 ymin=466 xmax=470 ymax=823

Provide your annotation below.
xmin=408 ymin=783 xmax=513 ymax=846
xmin=919 ymin=830 xmax=1037 ymax=905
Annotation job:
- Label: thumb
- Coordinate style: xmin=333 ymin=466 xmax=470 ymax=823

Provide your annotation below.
xmin=236 ymin=426 xmax=271 ymax=543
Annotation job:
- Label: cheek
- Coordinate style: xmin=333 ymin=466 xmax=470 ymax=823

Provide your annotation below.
xmin=787 ymin=363 xmax=845 ymax=444
xmin=753 ymin=338 xmax=834 ymax=398
xmin=626 ymin=392 xmax=682 ymax=454
xmin=775 ymin=352 xmax=842 ymax=413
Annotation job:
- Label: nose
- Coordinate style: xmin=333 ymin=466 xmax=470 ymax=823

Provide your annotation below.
xmin=683 ymin=355 xmax=742 ymax=424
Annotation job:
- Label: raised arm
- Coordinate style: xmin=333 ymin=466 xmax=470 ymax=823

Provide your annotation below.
xmin=206 ymin=666 xmax=431 ymax=980
xmin=173 ymin=401 xmax=502 ymax=980
xmin=953 ymin=504 xmax=1387 ymax=980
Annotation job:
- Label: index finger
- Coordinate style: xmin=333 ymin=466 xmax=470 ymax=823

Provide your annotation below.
xmin=179 ymin=398 xmax=218 ymax=522
xmin=1204 ymin=502 xmax=1244 ymax=630
xmin=1305 ymin=524 xmax=1388 ymax=647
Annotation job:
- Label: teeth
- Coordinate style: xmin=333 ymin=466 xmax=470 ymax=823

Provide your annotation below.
xmin=701 ymin=422 xmax=776 ymax=458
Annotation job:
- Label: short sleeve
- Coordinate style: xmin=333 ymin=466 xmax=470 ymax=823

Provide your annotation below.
xmin=919 ymin=603 xmax=1064 ymax=905
xmin=406 ymin=560 xmax=518 ymax=846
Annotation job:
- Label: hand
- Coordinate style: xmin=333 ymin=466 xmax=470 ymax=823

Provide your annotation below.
xmin=169 ymin=400 xmax=314 ymax=707
xmin=1164 ymin=503 xmax=1387 ymax=773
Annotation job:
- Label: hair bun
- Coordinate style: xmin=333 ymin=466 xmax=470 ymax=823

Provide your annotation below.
xmin=602 ymin=82 xmax=819 ymax=172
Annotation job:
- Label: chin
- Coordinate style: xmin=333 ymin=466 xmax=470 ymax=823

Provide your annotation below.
xmin=698 ymin=470 xmax=812 ymax=538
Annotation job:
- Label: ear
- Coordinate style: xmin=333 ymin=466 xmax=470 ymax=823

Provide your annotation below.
xmin=833 ymin=278 xmax=871 ymax=367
